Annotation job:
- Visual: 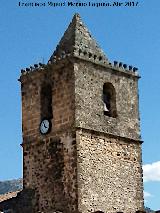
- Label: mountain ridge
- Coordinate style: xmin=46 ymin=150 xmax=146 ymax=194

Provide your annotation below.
xmin=0 ymin=178 xmax=23 ymax=195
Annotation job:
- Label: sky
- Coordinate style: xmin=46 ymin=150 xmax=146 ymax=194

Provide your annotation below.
xmin=0 ymin=0 xmax=160 ymax=210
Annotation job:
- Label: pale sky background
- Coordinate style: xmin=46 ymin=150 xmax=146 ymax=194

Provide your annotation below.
xmin=0 ymin=0 xmax=160 ymax=210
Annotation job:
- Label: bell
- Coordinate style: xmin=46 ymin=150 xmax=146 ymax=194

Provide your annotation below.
xmin=104 ymin=103 xmax=109 ymax=112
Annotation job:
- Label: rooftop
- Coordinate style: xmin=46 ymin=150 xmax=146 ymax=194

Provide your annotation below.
xmin=0 ymin=191 xmax=20 ymax=203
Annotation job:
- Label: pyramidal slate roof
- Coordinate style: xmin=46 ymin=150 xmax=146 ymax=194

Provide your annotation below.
xmin=49 ymin=13 xmax=109 ymax=65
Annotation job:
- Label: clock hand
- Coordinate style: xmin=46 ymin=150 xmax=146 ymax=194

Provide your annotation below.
xmin=44 ymin=123 xmax=47 ymax=128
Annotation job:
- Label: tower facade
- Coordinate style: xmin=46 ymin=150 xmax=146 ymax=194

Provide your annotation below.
xmin=20 ymin=14 xmax=144 ymax=213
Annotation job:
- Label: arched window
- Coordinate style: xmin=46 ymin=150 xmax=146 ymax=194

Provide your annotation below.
xmin=40 ymin=83 xmax=53 ymax=119
xmin=103 ymin=83 xmax=117 ymax=118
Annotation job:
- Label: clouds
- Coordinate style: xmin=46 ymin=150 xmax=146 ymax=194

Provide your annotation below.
xmin=144 ymin=191 xmax=152 ymax=198
xmin=143 ymin=161 xmax=160 ymax=182
xmin=144 ymin=191 xmax=153 ymax=204
xmin=143 ymin=161 xmax=160 ymax=206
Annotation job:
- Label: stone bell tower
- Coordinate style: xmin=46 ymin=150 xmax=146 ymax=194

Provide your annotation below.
xmin=19 ymin=14 xmax=144 ymax=213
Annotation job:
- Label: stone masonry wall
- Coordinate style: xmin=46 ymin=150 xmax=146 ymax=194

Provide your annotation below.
xmin=74 ymin=59 xmax=141 ymax=141
xmin=23 ymin=131 xmax=77 ymax=213
xmin=21 ymin=60 xmax=75 ymax=145
xmin=76 ymin=129 xmax=144 ymax=213
xmin=19 ymin=56 xmax=143 ymax=212
xmin=20 ymin=60 xmax=78 ymax=213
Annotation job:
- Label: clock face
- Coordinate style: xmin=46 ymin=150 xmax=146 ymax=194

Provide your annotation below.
xmin=40 ymin=119 xmax=51 ymax=134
